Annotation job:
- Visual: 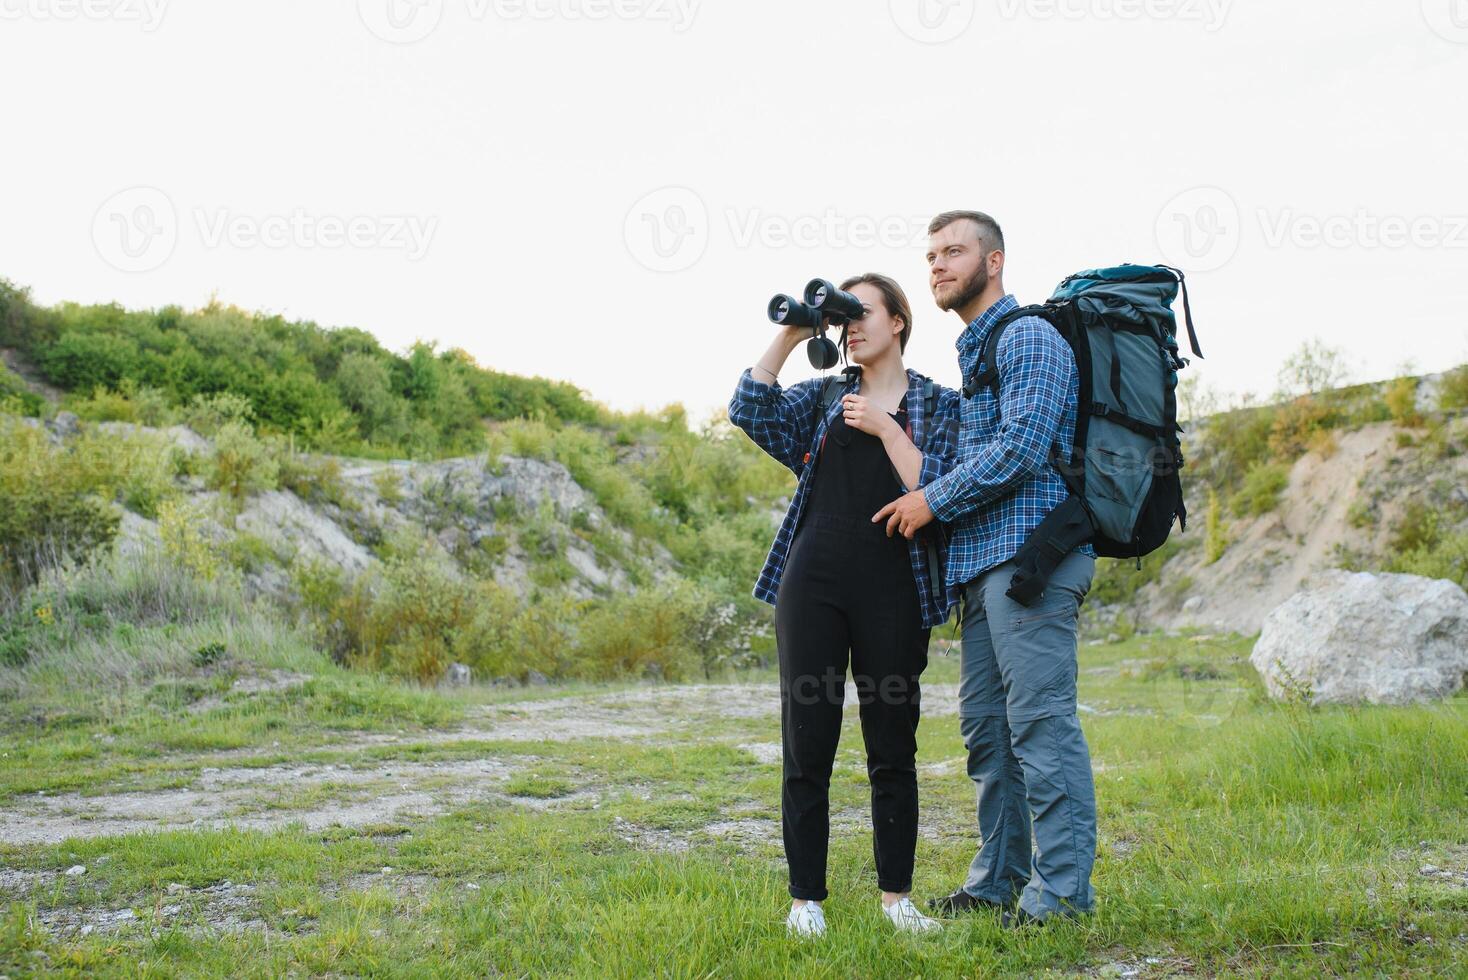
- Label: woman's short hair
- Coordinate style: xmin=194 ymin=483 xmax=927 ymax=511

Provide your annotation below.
xmin=839 ymin=272 xmax=914 ymax=353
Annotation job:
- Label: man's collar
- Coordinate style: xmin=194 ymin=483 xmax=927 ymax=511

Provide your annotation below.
xmin=956 ymin=294 xmax=1019 ymax=354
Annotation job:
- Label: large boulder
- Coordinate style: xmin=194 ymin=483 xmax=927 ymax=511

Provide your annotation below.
xmin=1250 ymin=570 xmax=1468 ymax=705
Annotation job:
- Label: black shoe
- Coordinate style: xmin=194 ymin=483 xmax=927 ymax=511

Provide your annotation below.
xmin=927 ymin=888 xmax=1008 ymax=918
xmin=1000 ymin=907 xmax=1045 ymax=930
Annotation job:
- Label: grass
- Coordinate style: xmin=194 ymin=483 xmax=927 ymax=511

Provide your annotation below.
xmin=1 ymin=628 xmax=1465 ymax=976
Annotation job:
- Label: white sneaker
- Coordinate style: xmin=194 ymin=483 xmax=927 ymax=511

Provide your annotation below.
xmin=883 ymin=896 xmax=943 ymax=933
xmin=786 ymin=901 xmax=827 ymax=937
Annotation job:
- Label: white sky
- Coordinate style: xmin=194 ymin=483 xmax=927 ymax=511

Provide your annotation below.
xmin=3 ymin=0 xmax=1466 ymax=422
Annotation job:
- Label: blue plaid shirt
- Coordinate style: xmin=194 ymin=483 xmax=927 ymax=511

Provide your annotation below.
xmin=728 ymin=366 xmax=962 ymax=628
xmin=922 ymin=294 xmax=1094 ymax=592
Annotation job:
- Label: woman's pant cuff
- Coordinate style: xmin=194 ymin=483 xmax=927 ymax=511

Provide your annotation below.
xmin=788 ymin=884 xmax=827 ymax=902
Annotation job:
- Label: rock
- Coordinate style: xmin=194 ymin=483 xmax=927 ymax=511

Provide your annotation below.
xmin=526 ymin=670 xmax=550 ymax=687
xmin=1182 ymin=595 xmax=1204 ymax=613
xmin=64 ymin=865 xmax=86 ymax=876
xmin=47 ymin=411 xmax=79 ymax=439
xmin=443 ymin=663 xmax=472 ymax=687
xmin=235 ymin=489 xmax=376 ymax=577
xmin=1250 ymin=570 xmax=1468 ymax=704
xmin=166 ymin=882 xmax=187 ymax=895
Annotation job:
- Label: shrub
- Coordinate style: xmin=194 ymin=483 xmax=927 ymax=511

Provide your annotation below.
xmin=0 ymin=418 xmax=120 ymax=591
xmin=574 ymin=585 xmax=704 ymax=682
xmin=205 ymin=420 xmax=279 ymax=501
xmin=1384 ymin=376 xmax=1423 ymax=428
xmin=1438 ymin=364 xmax=1468 ymax=412
xmin=1234 ymin=462 xmax=1290 ymax=517
xmin=1267 ymin=395 xmax=1334 ymax=460
xmin=157 ymin=497 xmax=225 ymax=583
xmin=1204 ymin=489 xmax=1227 ymax=564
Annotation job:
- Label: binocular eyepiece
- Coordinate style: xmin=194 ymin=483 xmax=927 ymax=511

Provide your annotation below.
xmin=767 ymin=278 xmax=866 ymax=370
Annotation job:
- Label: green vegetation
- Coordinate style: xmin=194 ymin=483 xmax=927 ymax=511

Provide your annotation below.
xmin=1439 ymin=364 xmax=1468 ymax=412
xmin=0 ymin=278 xmax=598 ymax=459
xmin=1 ymin=624 xmax=1463 ymax=975
xmin=1234 ymin=461 xmax=1291 ymax=517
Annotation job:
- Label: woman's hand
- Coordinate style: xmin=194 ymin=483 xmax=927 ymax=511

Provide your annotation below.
xmin=841 ymin=394 xmax=899 ymax=438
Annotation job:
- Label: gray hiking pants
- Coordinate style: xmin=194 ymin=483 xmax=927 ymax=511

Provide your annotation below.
xmin=957 ymin=551 xmax=1097 ymax=920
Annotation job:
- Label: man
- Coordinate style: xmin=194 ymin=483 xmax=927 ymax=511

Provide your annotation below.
xmin=872 ymin=210 xmax=1097 ymax=926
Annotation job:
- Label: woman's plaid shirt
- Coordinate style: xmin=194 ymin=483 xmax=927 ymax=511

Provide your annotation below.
xmin=728 ymin=366 xmax=962 ymax=628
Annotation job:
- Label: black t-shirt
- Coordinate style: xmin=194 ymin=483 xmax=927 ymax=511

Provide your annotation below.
xmin=805 ymin=393 xmax=909 ymax=520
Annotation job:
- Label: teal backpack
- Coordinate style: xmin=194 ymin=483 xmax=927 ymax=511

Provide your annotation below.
xmin=963 ymin=265 xmax=1202 ymax=597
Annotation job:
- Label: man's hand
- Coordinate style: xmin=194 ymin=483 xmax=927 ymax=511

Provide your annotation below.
xmin=872 ymin=489 xmax=934 ymax=539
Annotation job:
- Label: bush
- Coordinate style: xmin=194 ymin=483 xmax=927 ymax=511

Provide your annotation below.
xmin=1438 ymin=364 xmax=1468 ymax=412
xmin=573 ymin=584 xmax=706 ymax=682
xmin=1384 ymin=376 xmax=1423 ymax=428
xmin=1204 ymin=489 xmax=1227 ymax=564
xmin=1267 ymin=395 xmax=1334 ymax=460
xmin=205 ymin=421 xmax=280 ymax=501
xmin=0 ymin=363 xmax=44 ymax=416
xmin=1234 ymin=462 xmax=1290 ymax=517
xmin=0 ymin=418 xmax=121 ymax=591
xmin=1388 ymin=531 xmax=1468 ymax=589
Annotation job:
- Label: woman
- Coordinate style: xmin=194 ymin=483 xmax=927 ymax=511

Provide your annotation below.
xmin=728 ymin=273 xmax=960 ymax=937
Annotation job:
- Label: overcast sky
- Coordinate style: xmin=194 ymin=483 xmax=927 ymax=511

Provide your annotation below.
xmin=3 ymin=0 xmax=1466 ymax=422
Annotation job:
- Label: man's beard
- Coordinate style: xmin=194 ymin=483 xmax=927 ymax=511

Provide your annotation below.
xmin=935 ymin=258 xmax=989 ymax=312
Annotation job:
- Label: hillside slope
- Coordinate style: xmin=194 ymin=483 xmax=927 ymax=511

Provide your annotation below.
xmin=1128 ymin=385 xmax=1468 ymax=635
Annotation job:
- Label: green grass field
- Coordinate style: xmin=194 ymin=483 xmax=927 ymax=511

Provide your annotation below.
xmin=2 ymin=619 xmax=1465 ymax=977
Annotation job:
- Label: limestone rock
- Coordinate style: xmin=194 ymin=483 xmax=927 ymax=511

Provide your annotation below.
xmin=1250 ymin=570 xmax=1468 ymax=704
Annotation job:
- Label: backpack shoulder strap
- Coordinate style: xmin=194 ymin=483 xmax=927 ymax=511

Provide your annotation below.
xmin=810 ymin=368 xmax=861 ymax=455
xmin=962 ymin=313 xmax=1020 ymax=399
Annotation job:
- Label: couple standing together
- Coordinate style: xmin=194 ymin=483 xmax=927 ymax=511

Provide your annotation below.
xmin=728 ymin=210 xmax=1098 ymax=937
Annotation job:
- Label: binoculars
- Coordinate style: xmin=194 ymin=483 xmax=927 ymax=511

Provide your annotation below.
xmin=767 ymin=278 xmax=865 ymax=369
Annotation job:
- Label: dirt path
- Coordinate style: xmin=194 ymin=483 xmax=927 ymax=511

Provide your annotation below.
xmin=1 ymin=682 xmax=989 ymax=847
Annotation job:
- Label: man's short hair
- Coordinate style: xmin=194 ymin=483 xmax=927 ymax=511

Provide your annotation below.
xmin=927 ymin=210 xmax=1005 ymax=253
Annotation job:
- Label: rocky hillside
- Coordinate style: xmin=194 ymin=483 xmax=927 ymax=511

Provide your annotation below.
xmin=15 ymin=411 xmax=677 ymax=607
xmin=1124 ymin=371 xmax=1468 ymax=635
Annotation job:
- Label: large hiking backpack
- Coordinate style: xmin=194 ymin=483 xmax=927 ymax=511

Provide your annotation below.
xmin=964 ymin=264 xmax=1203 ymax=563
